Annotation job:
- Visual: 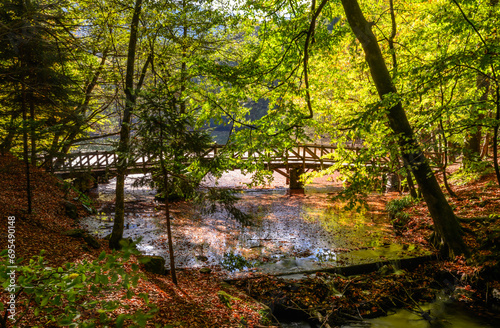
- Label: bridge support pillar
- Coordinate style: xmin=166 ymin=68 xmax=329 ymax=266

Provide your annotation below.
xmin=289 ymin=167 xmax=304 ymax=190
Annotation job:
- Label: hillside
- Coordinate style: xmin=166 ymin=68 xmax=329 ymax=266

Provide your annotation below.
xmin=1 ymin=153 xmax=500 ymax=327
xmin=0 ymin=154 xmax=266 ymax=327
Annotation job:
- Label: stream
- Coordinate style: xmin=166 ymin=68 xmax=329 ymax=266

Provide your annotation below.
xmin=80 ymin=172 xmax=497 ymax=327
xmin=81 ymin=173 xmax=429 ymax=277
xmin=341 ymin=291 xmax=499 ymax=328
xmin=280 ymin=291 xmax=500 ymax=328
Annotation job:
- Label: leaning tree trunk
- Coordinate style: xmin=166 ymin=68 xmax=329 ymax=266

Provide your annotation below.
xmin=110 ymin=0 xmax=143 ymax=250
xmin=340 ymin=0 xmax=469 ymax=257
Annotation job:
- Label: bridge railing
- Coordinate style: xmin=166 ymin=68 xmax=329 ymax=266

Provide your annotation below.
xmin=42 ymin=151 xmax=156 ymax=173
xmin=41 ymin=144 xmax=369 ymax=175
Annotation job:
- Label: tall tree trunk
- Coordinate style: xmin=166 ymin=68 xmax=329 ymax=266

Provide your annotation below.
xmin=161 ymin=158 xmax=177 ymax=285
xmin=29 ymin=90 xmax=36 ymax=166
xmin=21 ymin=75 xmax=32 ymax=214
xmin=481 ymin=132 xmax=490 ymax=158
xmin=340 ymin=0 xmax=469 ymax=257
xmin=0 ymin=110 xmax=20 ymax=154
xmin=402 ymin=156 xmax=418 ymax=198
xmin=439 ymin=119 xmax=458 ymax=198
xmin=110 ymin=0 xmax=143 ymax=250
xmin=464 ymin=74 xmax=489 ymax=168
xmin=164 ymin=174 xmax=177 ymax=285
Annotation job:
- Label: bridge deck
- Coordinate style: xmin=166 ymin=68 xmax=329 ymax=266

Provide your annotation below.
xmin=40 ymin=144 xmax=382 ymax=180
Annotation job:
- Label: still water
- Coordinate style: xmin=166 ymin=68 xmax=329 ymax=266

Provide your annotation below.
xmin=280 ymin=293 xmax=499 ymax=328
xmin=81 ymin=179 xmax=428 ymax=276
xmin=342 ymin=293 xmax=499 ymax=328
xmin=81 ymin=174 xmax=498 ymax=327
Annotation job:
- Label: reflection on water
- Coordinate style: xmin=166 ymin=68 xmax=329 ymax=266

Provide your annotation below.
xmin=342 ymin=293 xmax=499 ymax=328
xmin=81 ymin=186 xmax=429 ymax=276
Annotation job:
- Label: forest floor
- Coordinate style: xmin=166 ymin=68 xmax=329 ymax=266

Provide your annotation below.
xmin=1 ymin=153 xmax=500 ymax=327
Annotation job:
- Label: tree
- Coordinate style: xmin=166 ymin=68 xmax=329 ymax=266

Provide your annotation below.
xmin=0 ymin=0 xmax=79 ymax=213
xmin=109 ymin=0 xmax=147 ymax=250
xmin=134 ymin=87 xmax=213 ymax=284
xmin=338 ymin=0 xmax=468 ymax=257
xmin=133 ymin=86 xmax=252 ymax=284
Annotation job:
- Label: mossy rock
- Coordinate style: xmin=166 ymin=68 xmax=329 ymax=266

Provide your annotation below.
xmin=83 ymin=234 xmax=100 ymax=249
xmin=199 ymin=267 xmax=212 ymax=274
xmin=62 ymin=200 xmax=78 ymax=220
xmin=140 ymin=255 xmax=166 ymax=275
xmin=217 ymin=290 xmax=241 ymax=308
xmin=62 ymin=229 xmax=86 ymax=238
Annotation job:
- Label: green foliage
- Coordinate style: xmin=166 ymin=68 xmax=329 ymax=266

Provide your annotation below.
xmin=386 ymin=195 xmax=418 ymax=215
xmin=0 ymin=244 xmax=156 ymax=327
xmin=386 ymin=196 xmax=417 ymax=232
xmin=60 ymin=179 xmax=95 ymax=212
xmin=390 ymin=212 xmax=411 ymax=231
xmin=221 ymin=251 xmax=253 ymax=271
xmin=450 ymin=161 xmax=495 ymax=186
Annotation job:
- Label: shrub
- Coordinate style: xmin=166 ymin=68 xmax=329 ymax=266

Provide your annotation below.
xmin=386 ymin=195 xmax=417 ymax=215
xmin=386 ymin=196 xmax=417 ymax=233
xmin=221 ymin=252 xmax=253 ymax=271
xmin=0 ymin=243 xmax=156 ymax=328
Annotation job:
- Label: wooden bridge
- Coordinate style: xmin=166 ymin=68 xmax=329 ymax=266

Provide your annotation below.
xmin=40 ymin=144 xmax=370 ymax=187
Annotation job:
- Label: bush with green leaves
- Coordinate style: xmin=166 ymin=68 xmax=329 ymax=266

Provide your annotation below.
xmin=221 ymin=251 xmax=253 ymax=271
xmin=386 ymin=195 xmax=417 ymax=232
xmin=450 ymin=161 xmax=495 ymax=186
xmin=386 ymin=195 xmax=418 ymax=215
xmin=0 ymin=243 xmax=157 ymax=328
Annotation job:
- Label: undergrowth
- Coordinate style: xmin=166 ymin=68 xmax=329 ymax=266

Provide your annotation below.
xmin=386 ymin=195 xmax=419 ymax=232
xmin=450 ymin=161 xmax=495 ymax=186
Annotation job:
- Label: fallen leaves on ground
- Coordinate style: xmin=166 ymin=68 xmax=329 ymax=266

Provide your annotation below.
xmin=0 ymin=154 xmax=268 ymax=327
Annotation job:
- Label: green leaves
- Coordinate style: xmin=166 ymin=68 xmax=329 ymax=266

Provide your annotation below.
xmin=98 ymin=251 xmax=106 ymax=261
xmin=115 ymin=313 xmax=128 ymax=328
xmin=0 ymin=246 xmax=156 ymax=327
